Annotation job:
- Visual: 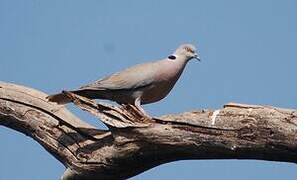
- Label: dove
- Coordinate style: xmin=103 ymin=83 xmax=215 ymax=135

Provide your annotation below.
xmin=47 ymin=44 xmax=200 ymax=115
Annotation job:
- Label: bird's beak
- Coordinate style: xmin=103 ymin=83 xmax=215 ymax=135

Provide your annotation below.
xmin=194 ymin=54 xmax=201 ymax=61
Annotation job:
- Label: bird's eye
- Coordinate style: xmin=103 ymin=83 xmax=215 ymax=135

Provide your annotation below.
xmin=185 ymin=47 xmax=194 ymax=53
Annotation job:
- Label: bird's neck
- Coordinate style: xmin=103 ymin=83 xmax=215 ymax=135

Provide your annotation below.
xmin=157 ymin=55 xmax=188 ymax=87
xmin=172 ymin=55 xmax=190 ymax=67
xmin=168 ymin=54 xmax=189 ymax=63
xmin=165 ymin=55 xmax=189 ymax=78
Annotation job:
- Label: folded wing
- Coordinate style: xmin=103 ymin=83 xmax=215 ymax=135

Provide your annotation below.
xmin=79 ymin=62 xmax=158 ymax=91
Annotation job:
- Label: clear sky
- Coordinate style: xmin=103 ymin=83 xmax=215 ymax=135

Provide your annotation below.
xmin=1 ymin=0 xmax=297 ymax=179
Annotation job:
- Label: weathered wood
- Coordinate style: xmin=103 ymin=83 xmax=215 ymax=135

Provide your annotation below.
xmin=0 ymin=81 xmax=297 ymax=180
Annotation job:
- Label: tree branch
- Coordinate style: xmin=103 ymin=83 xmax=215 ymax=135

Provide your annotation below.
xmin=1 ymin=81 xmax=297 ymax=180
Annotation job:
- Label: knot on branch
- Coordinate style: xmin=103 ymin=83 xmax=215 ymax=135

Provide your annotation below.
xmin=62 ymin=91 xmax=152 ymax=128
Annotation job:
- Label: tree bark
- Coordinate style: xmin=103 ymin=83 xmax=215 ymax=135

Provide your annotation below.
xmin=0 ymin=81 xmax=297 ymax=180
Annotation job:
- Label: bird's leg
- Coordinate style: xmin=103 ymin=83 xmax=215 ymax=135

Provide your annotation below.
xmin=134 ymin=97 xmax=151 ymax=118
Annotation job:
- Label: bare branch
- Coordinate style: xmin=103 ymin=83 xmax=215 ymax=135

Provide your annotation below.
xmin=1 ymin=81 xmax=297 ymax=180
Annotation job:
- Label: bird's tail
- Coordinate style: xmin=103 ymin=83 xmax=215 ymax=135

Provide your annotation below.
xmin=47 ymin=89 xmax=108 ymax=105
xmin=46 ymin=92 xmax=71 ymax=105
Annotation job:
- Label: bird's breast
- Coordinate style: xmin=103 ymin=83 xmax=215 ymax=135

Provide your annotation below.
xmin=141 ymin=61 xmax=185 ymax=104
xmin=141 ymin=81 xmax=173 ymax=104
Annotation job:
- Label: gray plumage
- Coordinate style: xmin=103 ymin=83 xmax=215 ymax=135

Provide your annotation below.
xmin=47 ymin=44 xmax=200 ymax=113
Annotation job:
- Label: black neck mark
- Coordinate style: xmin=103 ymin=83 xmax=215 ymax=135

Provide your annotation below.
xmin=168 ymin=55 xmax=176 ymax=60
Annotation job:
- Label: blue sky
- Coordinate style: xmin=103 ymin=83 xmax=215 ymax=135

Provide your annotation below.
xmin=1 ymin=0 xmax=297 ymax=179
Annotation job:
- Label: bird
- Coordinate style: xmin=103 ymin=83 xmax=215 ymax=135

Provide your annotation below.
xmin=47 ymin=44 xmax=200 ymax=116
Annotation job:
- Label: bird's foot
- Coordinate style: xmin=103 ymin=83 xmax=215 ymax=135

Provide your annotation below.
xmin=133 ymin=98 xmax=152 ymax=120
xmin=137 ymin=107 xmax=151 ymax=119
xmin=118 ymin=103 xmax=152 ymax=120
xmin=132 ymin=104 xmax=151 ymax=120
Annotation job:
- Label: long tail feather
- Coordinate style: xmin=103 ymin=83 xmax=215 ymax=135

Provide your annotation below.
xmin=47 ymin=89 xmax=109 ymax=104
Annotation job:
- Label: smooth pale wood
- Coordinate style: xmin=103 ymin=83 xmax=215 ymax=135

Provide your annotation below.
xmin=0 ymin=82 xmax=297 ymax=180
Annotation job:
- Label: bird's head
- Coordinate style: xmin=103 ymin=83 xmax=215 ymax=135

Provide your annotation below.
xmin=168 ymin=44 xmax=200 ymax=61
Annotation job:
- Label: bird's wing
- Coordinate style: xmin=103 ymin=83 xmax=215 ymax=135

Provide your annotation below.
xmin=79 ymin=61 xmax=159 ymax=91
